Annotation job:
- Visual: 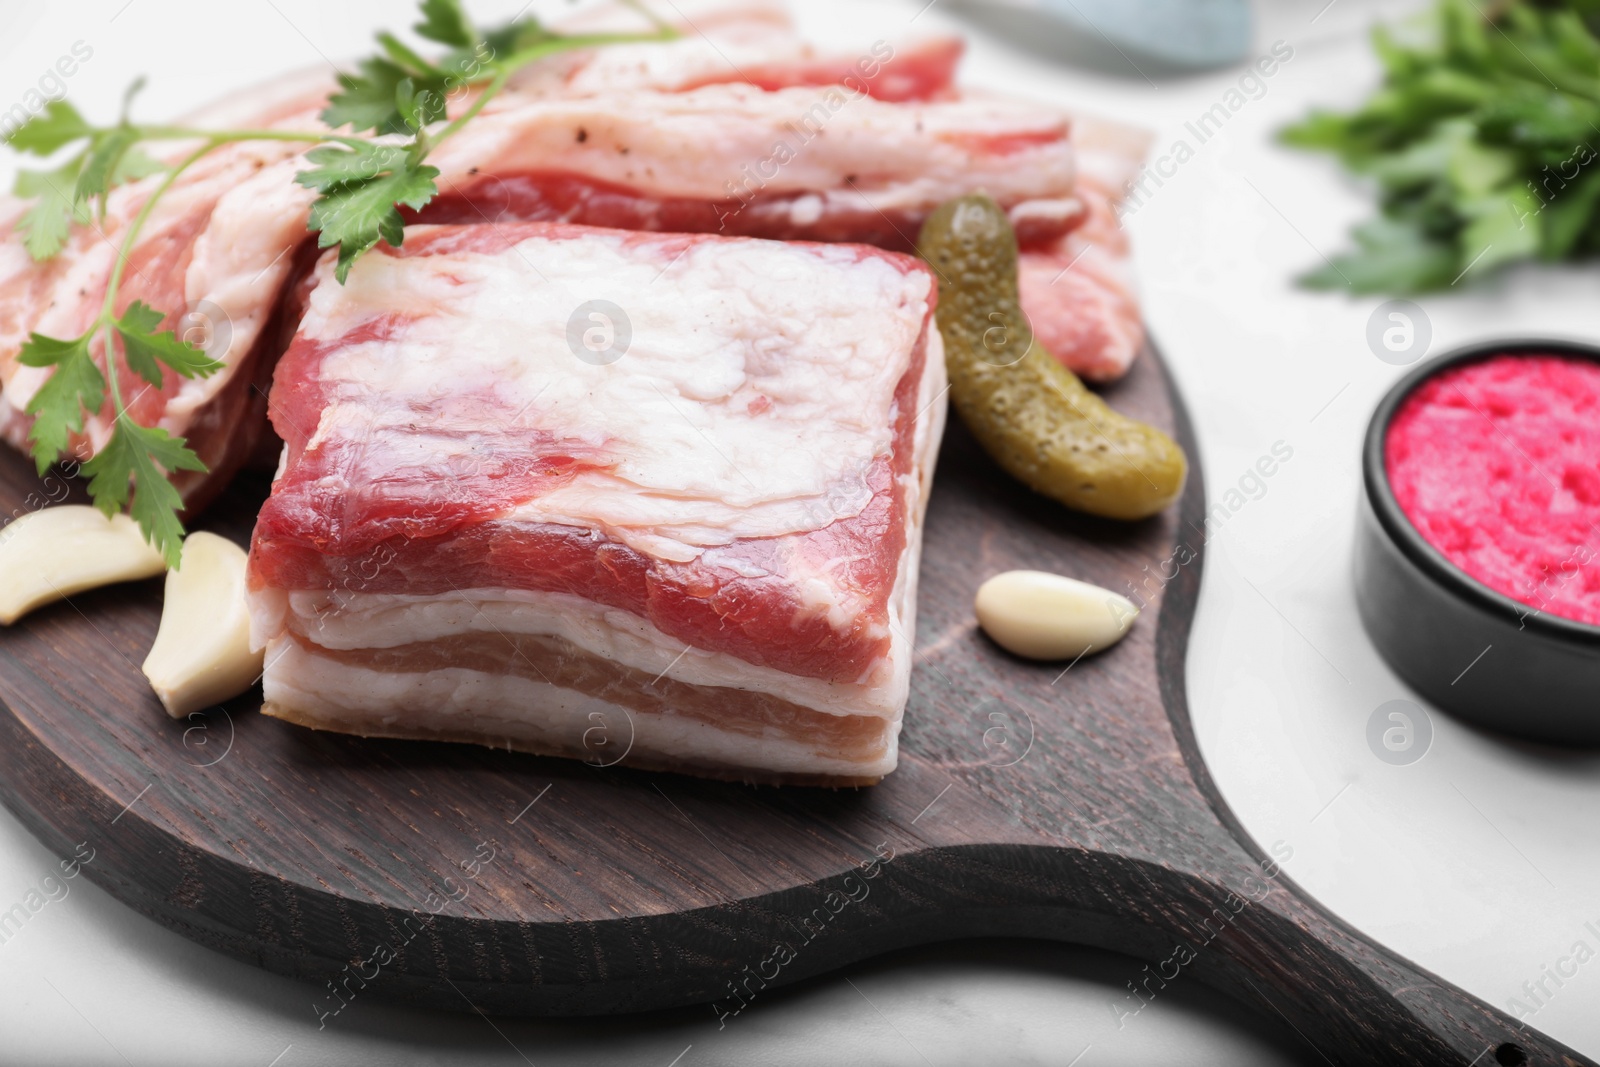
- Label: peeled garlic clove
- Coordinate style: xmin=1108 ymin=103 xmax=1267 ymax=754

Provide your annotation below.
xmin=974 ymin=569 xmax=1139 ymax=661
xmin=142 ymin=532 xmax=262 ymax=718
xmin=0 ymin=506 xmax=167 ymax=625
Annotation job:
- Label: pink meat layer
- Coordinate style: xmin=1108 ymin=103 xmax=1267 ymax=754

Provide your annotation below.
xmin=1386 ymin=354 xmax=1600 ymax=626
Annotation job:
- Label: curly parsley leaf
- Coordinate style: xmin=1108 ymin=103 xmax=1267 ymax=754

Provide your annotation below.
xmin=115 ymin=301 xmax=225 ymax=387
xmin=6 ymin=101 xmax=93 ymax=156
xmin=17 ymin=331 xmax=103 ymax=474
xmin=294 ymin=142 xmax=407 ymax=188
xmin=416 ymin=0 xmax=477 ymax=48
xmin=19 ymin=306 xmax=211 ymax=558
xmin=325 ymin=58 xmax=457 ymax=135
xmin=13 ymin=156 xmax=88 ymax=260
xmin=7 ymin=105 xmax=164 ymax=257
xmin=74 ymin=126 xmax=141 ymax=214
xmin=310 ymin=167 xmax=440 ymax=282
xmin=297 ymin=143 xmax=439 ymax=281
xmin=395 ymin=76 xmax=449 ymax=133
xmin=323 ymin=57 xmax=418 ymax=135
xmin=81 ymin=419 xmax=203 ymax=565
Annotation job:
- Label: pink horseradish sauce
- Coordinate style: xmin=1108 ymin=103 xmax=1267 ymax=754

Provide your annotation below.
xmin=1385 ymin=354 xmax=1600 ymax=627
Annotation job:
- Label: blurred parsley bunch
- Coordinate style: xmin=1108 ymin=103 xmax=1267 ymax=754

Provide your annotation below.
xmin=1283 ymin=0 xmax=1600 ymax=293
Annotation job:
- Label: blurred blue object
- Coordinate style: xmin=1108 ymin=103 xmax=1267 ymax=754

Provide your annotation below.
xmin=946 ymin=0 xmax=1254 ymax=75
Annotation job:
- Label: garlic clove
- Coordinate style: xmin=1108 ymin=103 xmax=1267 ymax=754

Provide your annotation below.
xmin=0 ymin=506 xmax=167 ymax=626
xmin=974 ymin=569 xmax=1139 ymax=661
xmin=141 ymin=532 xmax=262 ymax=718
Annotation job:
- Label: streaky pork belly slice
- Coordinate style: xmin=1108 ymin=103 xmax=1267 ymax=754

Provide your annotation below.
xmin=520 ymin=0 xmax=961 ymax=102
xmin=0 ymin=76 xmax=332 ymax=509
xmin=247 ymin=221 xmax=946 ymax=785
xmin=419 ymin=82 xmax=1082 ymax=252
xmin=514 ymin=28 xmax=963 ymax=103
xmin=1018 ymin=115 xmax=1152 ymax=382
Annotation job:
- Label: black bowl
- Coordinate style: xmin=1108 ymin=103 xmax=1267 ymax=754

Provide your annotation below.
xmin=1355 ymin=338 xmax=1600 ymax=746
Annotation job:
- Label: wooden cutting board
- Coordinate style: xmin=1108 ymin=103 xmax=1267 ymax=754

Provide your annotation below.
xmin=0 ymin=345 xmax=1585 ymax=1066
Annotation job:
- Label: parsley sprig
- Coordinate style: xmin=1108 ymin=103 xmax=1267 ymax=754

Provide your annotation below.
xmin=1283 ymin=0 xmax=1600 ymax=293
xmin=4 ymin=0 xmax=675 ymax=563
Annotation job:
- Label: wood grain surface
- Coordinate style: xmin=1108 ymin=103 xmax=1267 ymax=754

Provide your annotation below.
xmin=0 ymin=345 xmax=1586 ymax=1066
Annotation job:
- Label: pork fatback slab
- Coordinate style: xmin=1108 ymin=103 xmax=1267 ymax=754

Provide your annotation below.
xmin=247 ymin=221 xmax=945 ymax=785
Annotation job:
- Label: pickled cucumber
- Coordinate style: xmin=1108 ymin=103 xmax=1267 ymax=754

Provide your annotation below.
xmin=917 ymin=195 xmax=1187 ymax=521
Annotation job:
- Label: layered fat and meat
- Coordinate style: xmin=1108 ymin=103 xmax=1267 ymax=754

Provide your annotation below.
xmin=246 ymin=221 xmax=945 ymax=784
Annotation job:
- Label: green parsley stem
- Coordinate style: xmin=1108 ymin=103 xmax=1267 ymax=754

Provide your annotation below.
xmin=133 ymin=127 xmax=371 ymax=149
xmin=96 ymin=140 xmax=213 ymax=423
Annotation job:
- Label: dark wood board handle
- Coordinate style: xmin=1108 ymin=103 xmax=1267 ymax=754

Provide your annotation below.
xmin=0 ymin=342 xmax=1586 ymax=1066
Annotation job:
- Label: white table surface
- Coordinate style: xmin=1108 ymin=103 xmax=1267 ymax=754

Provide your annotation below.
xmin=2 ymin=0 xmax=1597 ymax=1063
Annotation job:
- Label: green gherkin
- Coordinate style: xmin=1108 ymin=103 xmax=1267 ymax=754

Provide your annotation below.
xmin=917 ymin=195 xmax=1186 ymax=521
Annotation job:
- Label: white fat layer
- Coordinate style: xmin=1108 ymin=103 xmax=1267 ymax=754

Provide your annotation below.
xmin=300 ymin=228 xmax=932 ymax=554
xmin=263 ymin=636 xmax=898 ymax=780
